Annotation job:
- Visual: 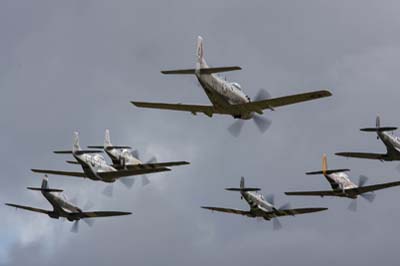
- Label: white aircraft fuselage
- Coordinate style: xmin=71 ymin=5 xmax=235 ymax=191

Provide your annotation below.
xmin=195 ymin=37 xmax=252 ymax=119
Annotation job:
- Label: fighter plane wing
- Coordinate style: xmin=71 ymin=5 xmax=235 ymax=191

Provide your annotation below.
xmin=335 ymin=152 xmax=387 ymax=160
xmin=238 ymin=90 xmax=332 ymax=112
xmin=99 ymin=167 xmax=171 ymax=179
xmin=124 ymin=161 xmax=190 ymax=170
xmin=5 ymin=203 xmax=50 ymax=215
xmin=31 ymin=169 xmax=87 ymax=177
xmin=31 ymin=167 xmax=170 ymax=179
xmin=77 ymin=211 xmax=132 ymax=218
xmin=131 ymin=102 xmax=220 ymax=116
xmin=131 ymin=90 xmax=331 ymax=116
xmin=201 ymin=206 xmax=252 ymax=217
xmin=268 ymin=207 xmax=328 ymax=217
xmin=285 ymin=190 xmax=340 ymax=197
xmin=346 ymin=181 xmax=400 ymax=195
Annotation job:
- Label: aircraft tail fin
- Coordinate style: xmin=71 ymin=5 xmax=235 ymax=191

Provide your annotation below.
xmin=306 ymin=154 xmax=350 ymax=175
xmin=73 ymin=131 xmax=81 ymax=152
xmin=28 ymin=177 xmax=63 ymax=192
xmin=41 ymin=175 xmax=48 ymax=189
xmin=225 ymin=177 xmax=261 ymax=192
xmin=161 ymin=36 xmax=241 ymax=75
xmin=104 ymin=129 xmax=112 ymax=148
xmin=196 ymin=35 xmax=207 ymax=69
xmin=322 ymin=154 xmax=328 ymax=175
xmin=360 ymin=115 xmax=397 ymax=132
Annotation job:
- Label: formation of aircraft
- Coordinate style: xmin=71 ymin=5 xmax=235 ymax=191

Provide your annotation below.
xmin=201 ymin=177 xmax=328 ymax=230
xmin=6 ymin=176 xmax=131 ymax=232
xmin=131 ymin=36 xmax=332 ymax=136
xmin=336 ymin=116 xmax=400 ymax=161
xmin=285 ymin=154 xmax=400 ymax=211
xmin=8 ymin=36 xmax=399 ymax=233
xmin=31 ymin=132 xmax=188 ymax=186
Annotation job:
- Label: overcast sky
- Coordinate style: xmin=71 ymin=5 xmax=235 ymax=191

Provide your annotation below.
xmin=2 ymin=0 xmax=400 ymax=265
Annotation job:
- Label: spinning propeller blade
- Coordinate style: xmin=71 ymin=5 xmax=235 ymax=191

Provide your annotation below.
xmin=272 ymin=218 xmax=282 ymax=231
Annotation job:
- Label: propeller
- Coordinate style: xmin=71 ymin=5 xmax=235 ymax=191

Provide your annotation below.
xmin=119 ymin=178 xmax=135 ymax=188
xmin=102 ymin=184 xmax=114 ymax=197
xmin=135 ymin=154 xmax=157 ymax=187
xmin=348 ymin=175 xmax=376 ymax=211
xmin=71 ymin=220 xmax=80 ymax=233
xmin=70 ymin=200 xmax=95 ymax=233
xmin=272 ymin=218 xmax=282 ymax=231
xmin=227 ymin=89 xmax=272 ymax=137
xmin=265 ymin=194 xmax=275 ymax=205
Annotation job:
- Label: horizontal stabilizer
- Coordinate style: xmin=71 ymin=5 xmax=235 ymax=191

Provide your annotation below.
xmin=27 ymin=187 xmax=63 ymax=193
xmin=161 ymin=66 xmax=241 ymax=75
xmin=306 ymin=168 xmax=350 ymax=175
xmin=360 ymin=127 xmax=398 ymax=132
xmin=54 ymin=150 xmax=103 ymax=154
xmin=335 ymin=152 xmax=386 ymax=160
xmin=88 ymin=145 xmax=132 ymax=150
xmin=225 ymin=187 xmax=261 ymax=192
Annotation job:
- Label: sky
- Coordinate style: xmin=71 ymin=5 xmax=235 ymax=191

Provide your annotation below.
xmin=2 ymin=0 xmax=400 ymax=265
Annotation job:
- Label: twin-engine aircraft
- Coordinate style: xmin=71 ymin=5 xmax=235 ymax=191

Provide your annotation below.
xmin=5 ymin=176 xmax=131 ymax=232
xmin=201 ymin=177 xmax=327 ymax=230
xmin=87 ymin=129 xmax=190 ymax=186
xmin=31 ymin=132 xmax=189 ymax=190
xmin=131 ymin=36 xmax=332 ymax=136
xmin=285 ymin=154 xmax=400 ymax=211
xmin=336 ymin=116 xmax=400 ymax=161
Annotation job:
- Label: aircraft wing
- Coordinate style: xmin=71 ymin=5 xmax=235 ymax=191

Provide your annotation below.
xmin=285 ymin=190 xmax=339 ymax=197
xmin=98 ymin=167 xmax=171 ymax=179
xmin=346 ymin=181 xmax=400 ymax=195
xmin=335 ymin=152 xmax=387 ymax=160
xmin=125 ymin=161 xmax=190 ymax=169
xmin=31 ymin=169 xmax=87 ymax=178
xmin=77 ymin=211 xmax=132 ymax=218
xmin=5 ymin=203 xmax=50 ymax=215
xmin=268 ymin=207 xmax=328 ymax=217
xmin=239 ymin=90 xmax=331 ymax=112
xmin=131 ymin=102 xmax=220 ymax=116
xmin=201 ymin=206 xmax=252 ymax=217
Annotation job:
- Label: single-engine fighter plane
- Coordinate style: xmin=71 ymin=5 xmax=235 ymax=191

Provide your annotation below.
xmin=336 ymin=116 xmax=400 ymax=161
xmin=131 ymin=36 xmax=332 ymax=136
xmin=201 ymin=177 xmax=327 ymax=230
xmin=285 ymin=154 xmax=400 ymax=211
xmin=5 ymin=176 xmax=131 ymax=232
xmin=31 ymin=132 xmax=173 ymax=190
xmin=87 ymin=129 xmax=190 ymax=186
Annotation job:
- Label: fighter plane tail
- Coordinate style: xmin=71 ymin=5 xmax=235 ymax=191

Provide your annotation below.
xmin=73 ymin=131 xmax=81 ymax=152
xmin=104 ymin=129 xmax=112 ymax=148
xmin=360 ymin=115 xmax=397 ymax=132
xmin=306 ymin=154 xmax=350 ymax=175
xmin=26 ymin=176 xmax=64 ymax=193
xmin=196 ymin=35 xmax=207 ymax=69
xmin=225 ymin=177 xmax=261 ymax=192
xmin=161 ymin=36 xmax=241 ymax=75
